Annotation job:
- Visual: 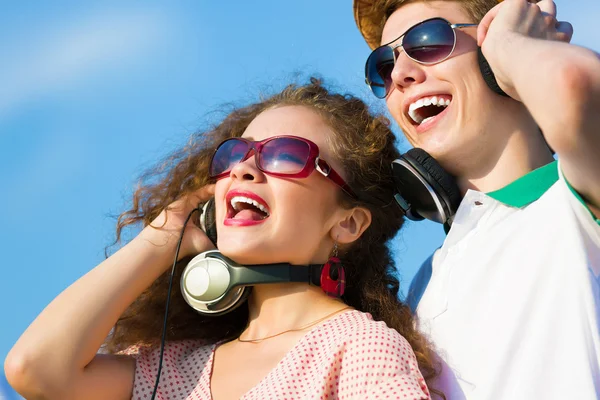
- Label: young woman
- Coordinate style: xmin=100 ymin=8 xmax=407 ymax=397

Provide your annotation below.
xmin=6 ymin=78 xmax=436 ymax=399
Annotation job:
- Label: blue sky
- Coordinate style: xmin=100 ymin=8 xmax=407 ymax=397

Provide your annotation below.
xmin=1 ymin=1 xmax=598 ymax=394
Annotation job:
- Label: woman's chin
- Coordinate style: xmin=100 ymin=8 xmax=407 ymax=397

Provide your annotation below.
xmin=217 ymin=244 xmax=275 ymax=266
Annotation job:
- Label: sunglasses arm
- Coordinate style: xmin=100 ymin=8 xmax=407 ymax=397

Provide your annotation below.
xmin=451 ymin=23 xmax=478 ymax=29
xmin=315 ymin=158 xmax=358 ymax=200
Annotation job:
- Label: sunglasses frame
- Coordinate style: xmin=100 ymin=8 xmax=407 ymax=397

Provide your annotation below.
xmin=209 ymin=135 xmax=358 ymax=199
xmin=365 ymin=17 xmax=477 ymax=98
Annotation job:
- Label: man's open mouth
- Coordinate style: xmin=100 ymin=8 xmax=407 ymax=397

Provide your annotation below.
xmin=407 ymin=95 xmax=452 ymax=126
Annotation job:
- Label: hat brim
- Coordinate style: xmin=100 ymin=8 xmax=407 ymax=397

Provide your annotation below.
xmin=354 ymin=0 xmax=506 ymax=50
xmin=353 ymin=0 xmax=387 ymax=50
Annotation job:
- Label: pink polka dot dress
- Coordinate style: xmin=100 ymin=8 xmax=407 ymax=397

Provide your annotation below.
xmin=128 ymin=310 xmax=430 ymax=399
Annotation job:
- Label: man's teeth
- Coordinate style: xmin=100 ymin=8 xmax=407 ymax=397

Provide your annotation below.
xmin=408 ymin=96 xmax=451 ymax=125
xmin=230 ymin=196 xmax=270 ymax=216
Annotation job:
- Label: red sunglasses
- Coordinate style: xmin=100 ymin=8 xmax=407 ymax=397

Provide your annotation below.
xmin=209 ymin=135 xmax=357 ymax=199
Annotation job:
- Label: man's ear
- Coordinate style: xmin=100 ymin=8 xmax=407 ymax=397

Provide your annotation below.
xmin=331 ymin=206 xmax=372 ymax=245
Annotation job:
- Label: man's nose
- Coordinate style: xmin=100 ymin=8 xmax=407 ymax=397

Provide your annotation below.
xmin=390 ymin=50 xmax=427 ymax=91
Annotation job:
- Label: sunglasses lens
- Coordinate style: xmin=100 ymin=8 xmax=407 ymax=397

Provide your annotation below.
xmin=210 ymin=139 xmax=249 ymax=176
xmin=404 ymin=19 xmax=455 ymax=63
xmin=260 ymin=137 xmax=310 ymax=174
xmin=366 ymin=46 xmax=395 ymax=98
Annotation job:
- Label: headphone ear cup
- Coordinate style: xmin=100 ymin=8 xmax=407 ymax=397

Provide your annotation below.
xmin=477 ymin=47 xmax=509 ymax=98
xmin=198 ymin=286 xmax=252 ymax=316
xmin=402 ymin=148 xmax=461 ymax=223
xmin=181 ymin=250 xmax=250 ymax=316
xmin=200 ymin=198 xmax=217 ymax=246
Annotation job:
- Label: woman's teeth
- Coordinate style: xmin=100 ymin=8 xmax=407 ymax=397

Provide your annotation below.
xmin=408 ymin=96 xmax=450 ymax=125
xmin=230 ymin=196 xmax=270 ymax=216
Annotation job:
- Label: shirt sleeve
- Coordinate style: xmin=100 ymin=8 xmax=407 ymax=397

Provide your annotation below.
xmin=337 ymin=323 xmax=431 ymax=399
xmin=121 ymin=340 xmax=211 ymax=400
xmin=406 ymin=250 xmax=436 ymax=314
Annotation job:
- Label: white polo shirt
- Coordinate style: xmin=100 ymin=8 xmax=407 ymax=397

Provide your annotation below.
xmin=413 ymin=161 xmax=600 ymax=400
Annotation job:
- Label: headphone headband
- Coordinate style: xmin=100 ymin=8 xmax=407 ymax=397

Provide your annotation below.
xmin=208 ymin=251 xmax=322 ymax=286
xmin=181 ymin=250 xmax=323 ymax=316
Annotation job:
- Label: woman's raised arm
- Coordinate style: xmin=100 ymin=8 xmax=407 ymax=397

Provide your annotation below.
xmin=4 ymin=186 xmax=214 ymax=400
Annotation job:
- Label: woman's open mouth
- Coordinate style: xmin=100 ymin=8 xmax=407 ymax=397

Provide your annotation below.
xmin=224 ymin=190 xmax=270 ymax=226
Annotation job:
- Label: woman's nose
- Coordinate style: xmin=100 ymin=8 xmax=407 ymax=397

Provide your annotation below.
xmin=229 ymin=153 xmax=266 ymax=182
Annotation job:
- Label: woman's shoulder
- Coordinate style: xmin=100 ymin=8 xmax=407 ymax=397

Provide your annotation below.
xmin=314 ymin=310 xmax=429 ymax=399
xmin=125 ymin=340 xmax=214 ymax=399
xmin=122 ymin=339 xmax=211 ymax=363
xmin=328 ymin=310 xmax=420 ymax=364
xmin=329 ymin=310 xmax=411 ymax=344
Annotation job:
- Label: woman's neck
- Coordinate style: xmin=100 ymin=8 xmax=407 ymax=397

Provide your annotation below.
xmin=240 ymin=283 xmax=347 ymax=340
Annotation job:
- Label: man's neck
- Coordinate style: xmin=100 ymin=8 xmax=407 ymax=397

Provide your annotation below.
xmin=457 ymin=126 xmax=555 ymax=195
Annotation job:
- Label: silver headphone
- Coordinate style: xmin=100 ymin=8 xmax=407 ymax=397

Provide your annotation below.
xmin=181 ymin=248 xmax=322 ymax=316
xmin=181 ymin=250 xmax=253 ymax=316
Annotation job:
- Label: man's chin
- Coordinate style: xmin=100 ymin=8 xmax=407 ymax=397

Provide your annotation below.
xmin=412 ymin=142 xmax=465 ymax=176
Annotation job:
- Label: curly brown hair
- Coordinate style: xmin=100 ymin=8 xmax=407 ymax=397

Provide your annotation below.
xmin=103 ymin=77 xmax=440 ymax=391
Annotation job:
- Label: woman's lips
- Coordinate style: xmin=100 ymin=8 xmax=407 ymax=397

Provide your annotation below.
xmin=223 ymin=217 xmax=266 ymax=227
xmin=224 ymin=189 xmax=270 ymax=227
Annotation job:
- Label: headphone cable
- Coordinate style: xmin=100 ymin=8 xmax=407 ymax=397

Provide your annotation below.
xmin=151 ymin=206 xmax=200 ymax=400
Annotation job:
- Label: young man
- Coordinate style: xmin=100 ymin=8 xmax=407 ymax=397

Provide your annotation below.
xmin=353 ymin=0 xmax=600 ymax=398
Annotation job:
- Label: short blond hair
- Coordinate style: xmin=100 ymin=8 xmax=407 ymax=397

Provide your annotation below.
xmin=354 ymin=0 xmax=499 ymax=49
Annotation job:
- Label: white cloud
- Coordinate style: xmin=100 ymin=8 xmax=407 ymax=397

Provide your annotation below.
xmin=0 ymin=8 xmax=170 ymax=120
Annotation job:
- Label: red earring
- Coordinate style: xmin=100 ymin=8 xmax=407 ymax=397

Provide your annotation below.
xmin=320 ymin=242 xmax=346 ymax=298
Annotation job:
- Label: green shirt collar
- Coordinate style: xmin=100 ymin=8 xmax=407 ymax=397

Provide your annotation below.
xmin=486 ymin=161 xmax=558 ymax=208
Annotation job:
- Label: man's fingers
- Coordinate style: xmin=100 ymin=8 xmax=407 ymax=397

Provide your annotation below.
xmin=477 ymin=1 xmax=504 ymax=46
xmin=555 ymin=21 xmax=574 ymax=43
xmin=536 ymin=0 xmax=557 ymax=17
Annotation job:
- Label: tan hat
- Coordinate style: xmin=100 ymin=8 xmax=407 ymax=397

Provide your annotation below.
xmin=353 ymin=0 xmax=389 ymax=50
xmin=354 ymin=0 xmax=506 ymax=50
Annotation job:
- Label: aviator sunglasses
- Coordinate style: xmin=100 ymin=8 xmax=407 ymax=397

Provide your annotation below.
xmin=365 ymin=17 xmax=477 ymax=98
xmin=209 ymin=135 xmax=357 ymax=199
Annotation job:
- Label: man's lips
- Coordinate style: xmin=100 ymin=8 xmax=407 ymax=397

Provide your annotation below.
xmin=400 ymin=92 xmax=453 ymax=133
xmin=403 ymin=92 xmax=452 ymax=116
xmin=414 ymin=103 xmax=450 ymax=134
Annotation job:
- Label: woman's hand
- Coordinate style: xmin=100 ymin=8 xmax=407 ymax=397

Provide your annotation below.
xmin=139 ymin=184 xmax=217 ymax=261
xmin=477 ymin=0 xmax=573 ymax=100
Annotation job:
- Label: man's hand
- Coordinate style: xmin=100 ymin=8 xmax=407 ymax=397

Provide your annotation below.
xmin=476 ymin=0 xmax=600 ymax=216
xmin=477 ymin=0 xmax=573 ymax=100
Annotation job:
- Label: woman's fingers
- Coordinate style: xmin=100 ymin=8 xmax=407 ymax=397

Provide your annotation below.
xmin=185 ymin=184 xmax=216 ymax=210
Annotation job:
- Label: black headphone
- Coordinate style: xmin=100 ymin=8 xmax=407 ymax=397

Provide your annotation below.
xmin=392 ymin=148 xmax=462 ymax=228
xmin=478 ymin=47 xmax=509 ymax=98
xmin=180 ymin=250 xmax=322 ymax=316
